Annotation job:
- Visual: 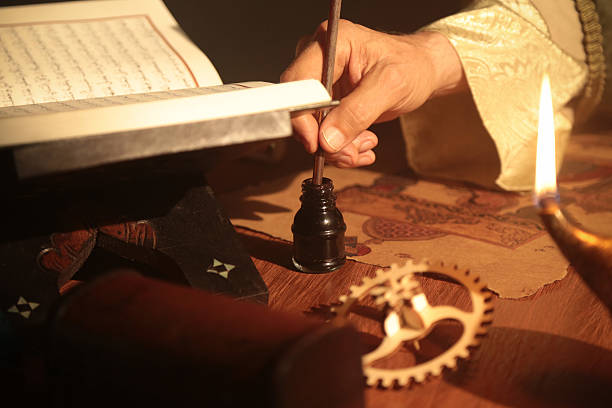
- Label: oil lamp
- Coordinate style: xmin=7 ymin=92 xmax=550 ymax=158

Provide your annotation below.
xmin=535 ymin=74 xmax=612 ymax=315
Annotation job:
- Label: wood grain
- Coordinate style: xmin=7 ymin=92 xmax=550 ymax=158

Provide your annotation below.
xmin=236 ymin=226 xmax=612 ymax=408
xmin=214 ymin=121 xmax=612 ymax=407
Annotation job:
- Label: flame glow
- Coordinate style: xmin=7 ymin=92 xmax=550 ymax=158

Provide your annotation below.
xmin=411 ymin=293 xmax=428 ymax=312
xmin=535 ymin=74 xmax=557 ymax=197
xmin=384 ymin=311 xmax=400 ymax=337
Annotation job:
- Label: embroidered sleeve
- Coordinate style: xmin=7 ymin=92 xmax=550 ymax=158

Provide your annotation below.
xmin=401 ymin=0 xmax=588 ymax=191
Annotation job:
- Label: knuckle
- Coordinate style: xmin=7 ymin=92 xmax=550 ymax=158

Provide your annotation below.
xmin=295 ymin=35 xmax=311 ymax=56
xmin=327 ymin=145 xmax=359 ymax=168
xmin=315 ymin=21 xmax=329 ymax=37
xmin=340 ymin=100 xmax=371 ymax=132
xmin=280 ymin=69 xmax=292 ymax=82
xmin=337 ymin=19 xmax=352 ymax=30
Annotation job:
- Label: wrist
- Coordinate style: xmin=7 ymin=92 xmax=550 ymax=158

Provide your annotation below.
xmin=410 ymin=30 xmax=467 ymax=98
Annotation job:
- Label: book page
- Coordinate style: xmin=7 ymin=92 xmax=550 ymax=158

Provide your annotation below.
xmin=0 ymin=0 xmax=222 ymax=108
xmin=0 ymin=82 xmax=271 ymax=118
xmin=0 ymin=79 xmax=332 ymax=148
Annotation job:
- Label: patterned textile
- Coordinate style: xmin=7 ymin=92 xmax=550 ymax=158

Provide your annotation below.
xmin=220 ymin=132 xmax=612 ymax=299
xmin=404 ymin=0 xmax=588 ymax=191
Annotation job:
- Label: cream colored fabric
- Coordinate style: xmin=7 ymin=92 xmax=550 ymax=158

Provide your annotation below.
xmin=531 ymin=0 xmax=585 ymax=61
xmin=402 ymin=0 xmax=588 ymax=191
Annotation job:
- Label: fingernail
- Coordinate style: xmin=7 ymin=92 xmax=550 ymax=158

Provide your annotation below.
xmin=322 ymin=127 xmax=346 ymax=152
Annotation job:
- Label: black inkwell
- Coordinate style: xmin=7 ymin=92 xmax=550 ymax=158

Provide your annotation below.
xmin=292 ymin=0 xmax=345 ymax=273
xmin=292 ymin=177 xmax=346 ymax=273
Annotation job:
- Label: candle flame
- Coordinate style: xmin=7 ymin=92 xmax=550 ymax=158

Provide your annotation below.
xmin=384 ymin=311 xmax=400 ymax=337
xmin=535 ymin=74 xmax=557 ymax=198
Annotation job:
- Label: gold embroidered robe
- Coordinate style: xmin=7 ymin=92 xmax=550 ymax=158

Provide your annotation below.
xmin=401 ymin=0 xmax=609 ymax=191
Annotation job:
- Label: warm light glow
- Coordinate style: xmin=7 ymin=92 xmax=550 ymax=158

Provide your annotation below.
xmin=384 ymin=311 xmax=400 ymax=337
xmin=535 ymin=74 xmax=557 ymax=197
xmin=411 ymin=293 xmax=429 ymax=312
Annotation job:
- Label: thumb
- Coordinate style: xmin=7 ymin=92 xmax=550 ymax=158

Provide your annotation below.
xmin=319 ymin=71 xmax=398 ymax=153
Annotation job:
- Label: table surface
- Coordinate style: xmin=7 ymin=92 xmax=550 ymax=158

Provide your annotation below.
xmin=238 ymin=227 xmax=612 ymax=408
xmin=209 ymin=121 xmax=612 ymax=408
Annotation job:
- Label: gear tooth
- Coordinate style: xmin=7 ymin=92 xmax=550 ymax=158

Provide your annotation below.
xmin=430 ymin=366 xmax=443 ymax=377
xmin=470 ymin=337 xmax=482 ymax=347
xmin=380 ymin=377 xmax=394 ymax=388
xmin=413 ymin=372 xmax=427 ymax=383
xmin=396 ymin=376 xmax=410 ymax=387
xmin=481 ymin=313 xmax=494 ymax=323
xmin=338 ymin=295 xmax=347 ymax=302
xmin=446 ymin=358 xmax=458 ymax=370
xmin=480 ymin=321 xmax=493 ymax=330
xmin=365 ymin=376 xmax=378 ymax=387
xmin=477 ymin=327 xmax=489 ymax=336
xmin=457 ymin=348 xmax=470 ymax=359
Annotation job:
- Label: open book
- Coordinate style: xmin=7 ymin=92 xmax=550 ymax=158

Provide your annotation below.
xmin=0 ymin=0 xmax=331 ymax=178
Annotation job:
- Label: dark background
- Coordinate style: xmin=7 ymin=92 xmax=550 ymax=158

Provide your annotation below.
xmin=3 ymin=0 xmax=471 ymax=83
xmin=164 ymin=0 xmax=471 ymax=83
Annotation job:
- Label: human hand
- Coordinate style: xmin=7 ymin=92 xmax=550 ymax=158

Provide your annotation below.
xmin=281 ymin=20 xmax=466 ymax=168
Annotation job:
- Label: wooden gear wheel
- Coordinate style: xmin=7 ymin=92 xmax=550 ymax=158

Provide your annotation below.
xmin=332 ymin=260 xmax=494 ymax=388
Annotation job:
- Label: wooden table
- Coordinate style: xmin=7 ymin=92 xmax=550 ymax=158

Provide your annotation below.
xmin=208 ymin=120 xmax=612 ymax=407
xmin=236 ymin=226 xmax=611 ymax=408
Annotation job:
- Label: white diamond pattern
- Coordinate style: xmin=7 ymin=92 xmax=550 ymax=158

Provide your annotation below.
xmin=7 ymin=296 xmax=39 ymax=319
xmin=206 ymin=259 xmax=235 ymax=279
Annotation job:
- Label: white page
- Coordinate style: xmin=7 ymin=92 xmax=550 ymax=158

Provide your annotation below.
xmin=0 ymin=82 xmax=271 ymax=118
xmin=0 ymin=0 xmax=222 ymax=108
xmin=0 ymin=79 xmax=332 ymax=148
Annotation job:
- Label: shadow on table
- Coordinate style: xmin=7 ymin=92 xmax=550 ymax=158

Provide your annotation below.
xmin=446 ymin=327 xmax=612 ymax=408
xmin=222 ymin=199 xmax=292 ymax=222
xmin=238 ymin=226 xmax=612 ymax=407
xmin=236 ymin=227 xmax=294 ymax=269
